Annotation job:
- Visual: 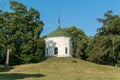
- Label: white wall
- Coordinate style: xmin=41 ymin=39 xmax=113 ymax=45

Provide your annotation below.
xmin=45 ymin=36 xmax=72 ymax=57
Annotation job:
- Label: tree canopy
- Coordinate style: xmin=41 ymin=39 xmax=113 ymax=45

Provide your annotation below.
xmin=62 ymin=26 xmax=90 ymax=59
xmin=86 ymin=11 xmax=120 ymax=66
xmin=0 ymin=1 xmax=45 ymax=65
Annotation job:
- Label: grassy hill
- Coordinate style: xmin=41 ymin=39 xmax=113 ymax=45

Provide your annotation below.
xmin=0 ymin=57 xmax=120 ymax=80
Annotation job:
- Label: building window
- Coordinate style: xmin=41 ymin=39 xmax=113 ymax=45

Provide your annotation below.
xmin=65 ymin=47 xmax=67 ymax=54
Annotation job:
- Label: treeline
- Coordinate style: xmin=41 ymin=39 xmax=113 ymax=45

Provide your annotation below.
xmin=66 ymin=11 xmax=120 ymax=67
xmin=0 ymin=1 xmax=120 ymax=67
xmin=86 ymin=11 xmax=120 ymax=66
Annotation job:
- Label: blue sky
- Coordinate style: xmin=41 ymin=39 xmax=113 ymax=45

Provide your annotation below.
xmin=1 ymin=0 xmax=120 ymax=36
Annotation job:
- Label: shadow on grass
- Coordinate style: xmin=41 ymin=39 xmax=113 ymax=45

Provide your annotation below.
xmin=0 ymin=73 xmax=46 ymax=79
xmin=0 ymin=65 xmax=14 ymax=72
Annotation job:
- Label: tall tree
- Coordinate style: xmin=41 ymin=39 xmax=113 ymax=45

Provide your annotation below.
xmin=87 ymin=11 xmax=120 ymax=66
xmin=0 ymin=1 xmax=45 ymax=66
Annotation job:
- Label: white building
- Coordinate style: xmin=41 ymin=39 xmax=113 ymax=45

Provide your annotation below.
xmin=45 ymin=19 xmax=72 ymax=57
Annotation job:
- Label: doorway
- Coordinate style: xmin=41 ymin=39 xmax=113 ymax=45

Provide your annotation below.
xmin=54 ymin=47 xmax=58 ymax=56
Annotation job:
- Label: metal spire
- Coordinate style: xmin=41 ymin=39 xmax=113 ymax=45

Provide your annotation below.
xmin=58 ymin=13 xmax=61 ymax=30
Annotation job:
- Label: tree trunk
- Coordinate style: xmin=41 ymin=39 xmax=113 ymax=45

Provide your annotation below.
xmin=112 ymin=40 xmax=117 ymax=67
xmin=6 ymin=49 xmax=12 ymax=69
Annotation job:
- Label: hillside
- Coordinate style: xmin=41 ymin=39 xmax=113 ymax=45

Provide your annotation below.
xmin=0 ymin=57 xmax=120 ymax=80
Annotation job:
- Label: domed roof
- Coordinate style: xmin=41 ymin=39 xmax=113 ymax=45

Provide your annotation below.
xmin=47 ymin=16 xmax=69 ymax=37
xmin=47 ymin=28 xmax=69 ymax=37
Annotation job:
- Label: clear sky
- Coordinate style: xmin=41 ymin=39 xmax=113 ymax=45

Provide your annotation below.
xmin=1 ymin=0 xmax=120 ymax=36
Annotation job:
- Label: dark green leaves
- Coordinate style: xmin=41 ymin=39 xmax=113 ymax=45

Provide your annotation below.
xmin=0 ymin=1 xmax=45 ymax=65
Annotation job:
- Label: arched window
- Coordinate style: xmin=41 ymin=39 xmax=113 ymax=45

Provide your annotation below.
xmin=54 ymin=47 xmax=58 ymax=55
xmin=65 ymin=47 xmax=68 ymax=54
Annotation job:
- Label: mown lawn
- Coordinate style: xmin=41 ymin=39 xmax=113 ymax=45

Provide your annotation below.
xmin=0 ymin=57 xmax=120 ymax=80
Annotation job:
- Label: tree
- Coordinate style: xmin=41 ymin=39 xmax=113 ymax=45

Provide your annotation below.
xmin=87 ymin=10 xmax=120 ymax=66
xmin=0 ymin=1 xmax=45 ymax=66
xmin=97 ymin=10 xmax=120 ymax=36
xmin=62 ymin=26 xmax=89 ymax=59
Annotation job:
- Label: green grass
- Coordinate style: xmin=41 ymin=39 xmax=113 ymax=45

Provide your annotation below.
xmin=0 ymin=57 xmax=120 ymax=80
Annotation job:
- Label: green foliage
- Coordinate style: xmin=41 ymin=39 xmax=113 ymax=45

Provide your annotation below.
xmin=86 ymin=36 xmax=113 ymax=65
xmin=62 ymin=26 xmax=89 ymax=59
xmin=97 ymin=10 xmax=120 ymax=36
xmin=0 ymin=1 xmax=45 ymax=65
xmin=86 ymin=10 xmax=120 ymax=66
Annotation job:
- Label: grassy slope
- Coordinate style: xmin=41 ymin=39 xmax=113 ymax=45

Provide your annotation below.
xmin=0 ymin=57 xmax=120 ymax=80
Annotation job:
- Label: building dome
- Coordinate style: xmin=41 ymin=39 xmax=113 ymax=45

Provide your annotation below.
xmin=47 ymin=28 xmax=69 ymax=37
xmin=47 ymin=15 xmax=69 ymax=37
